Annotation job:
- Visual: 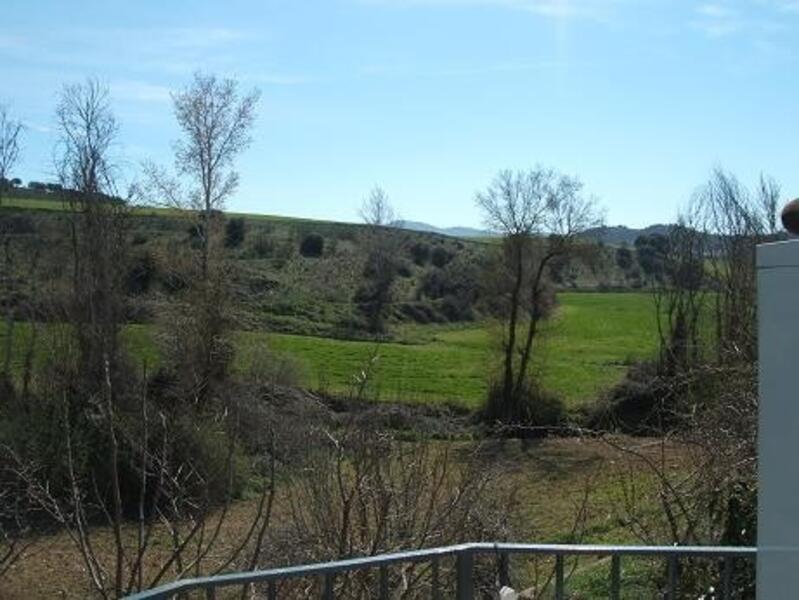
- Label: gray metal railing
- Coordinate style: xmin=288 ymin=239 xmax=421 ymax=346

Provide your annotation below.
xmin=124 ymin=542 xmax=756 ymax=600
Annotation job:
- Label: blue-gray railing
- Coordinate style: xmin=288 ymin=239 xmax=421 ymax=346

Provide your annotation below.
xmin=124 ymin=542 xmax=756 ymax=600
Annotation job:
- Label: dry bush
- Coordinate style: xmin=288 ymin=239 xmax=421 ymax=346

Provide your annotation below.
xmin=597 ymin=169 xmax=772 ymax=597
xmin=269 ymin=425 xmax=517 ymax=599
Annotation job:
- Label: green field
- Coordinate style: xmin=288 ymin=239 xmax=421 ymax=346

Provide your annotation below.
xmin=1 ymin=196 xmax=66 ymax=212
xmin=1 ymin=292 xmax=658 ymax=410
xmin=0 ymin=194 xmax=351 ymax=227
xmin=262 ymin=292 xmax=659 ymax=409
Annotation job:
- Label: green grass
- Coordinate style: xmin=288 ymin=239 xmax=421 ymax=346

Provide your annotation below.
xmin=1 ymin=196 xmax=66 ymax=212
xmin=1 ymin=193 xmax=356 ymax=228
xmin=537 ymin=292 xmax=659 ymax=406
xmin=0 ymin=292 xmax=659 ymax=410
xmin=260 ymin=292 xmax=658 ymax=409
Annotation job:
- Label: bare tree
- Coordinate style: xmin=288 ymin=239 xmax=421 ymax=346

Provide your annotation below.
xmin=0 ymin=105 xmax=23 ymax=207
xmin=54 ymin=79 xmax=130 ymax=396
xmin=145 ymin=73 xmax=260 ymax=278
xmin=355 ymin=186 xmax=403 ymax=335
xmin=284 ymin=426 xmax=515 ymax=599
xmin=653 ymin=216 xmax=708 ymax=377
xmin=142 ymin=74 xmax=259 ymax=405
xmin=51 ymin=78 xmax=132 ymax=597
xmin=602 ymin=168 xmax=780 ymax=597
xmin=476 ymin=167 xmax=602 ymax=424
xmin=359 ymin=185 xmax=398 ymax=227
xmin=693 ymin=168 xmax=779 ymax=364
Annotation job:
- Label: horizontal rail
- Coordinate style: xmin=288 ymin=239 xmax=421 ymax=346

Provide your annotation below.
xmin=124 ymin=542 xmax=756 ymax=599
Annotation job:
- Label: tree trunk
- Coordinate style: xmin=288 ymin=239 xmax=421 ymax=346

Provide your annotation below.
xmin=502 ymin=241 xmax=524 ymax=412
xmin=514 ymin=253 xmax=555 ymax=397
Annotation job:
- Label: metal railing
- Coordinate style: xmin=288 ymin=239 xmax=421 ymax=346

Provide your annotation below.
xmin=124 ymin=542 xmax=756 ymax=600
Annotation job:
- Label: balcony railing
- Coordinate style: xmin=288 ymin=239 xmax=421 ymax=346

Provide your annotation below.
xmin=124 ymin=542 xmax=756 ymax=600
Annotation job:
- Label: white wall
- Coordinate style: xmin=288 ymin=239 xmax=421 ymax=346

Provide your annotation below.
xmin=757 ymin=239 xmax=799 ymax=598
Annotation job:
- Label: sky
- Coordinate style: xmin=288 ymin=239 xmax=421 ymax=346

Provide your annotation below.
xmin=1 ymin=0 xmax=798 ymax=229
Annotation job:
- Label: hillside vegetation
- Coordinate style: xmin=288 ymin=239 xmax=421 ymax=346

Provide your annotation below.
xmin=1 ymin=193 xmax=659 ymax=410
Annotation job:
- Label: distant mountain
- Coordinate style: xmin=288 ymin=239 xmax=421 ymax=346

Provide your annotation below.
xmin=397 ymin=220 xmax=496 ymax=239
xmin=582 ymin=224 xmax=673 ymax=246
xmin=399 ymin=220 xmax=675 ymax=244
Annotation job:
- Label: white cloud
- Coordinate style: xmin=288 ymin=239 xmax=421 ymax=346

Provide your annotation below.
xmin=691 ymin=1 xmax=799 ymax=39
xmin=254 ymin=74 xmax=316 ymax=86
xmin=692 ymin=2 xmax=742 ymax=37
xmin=146 ymin=27 xmax=252 ymax=50
xmin=357 ymin=0 xmax=621 ymax=20
xmin=696 ymin=3 xmax=736 ymax=18
xmin=22 ymin=122 xmax=51 ymax=134
xmin=0 ymin=26 xmax=253 ymax=77
xmin=757 ymin=0 xmax=799 ymax=13
xmin=110 ymin=81 xmax=172 ymax=104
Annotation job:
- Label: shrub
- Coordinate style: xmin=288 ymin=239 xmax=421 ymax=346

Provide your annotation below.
xmin=126 ymin=252 xmax=157 ymax=295
xmin=409 ymin=242 xmax=430 ymax=266
xmin=0 ymin=215 xmax=35 ymax=235
xmin=482 ymin=380 xmax=565 ymax=431
xmin=440 ymin=295 xmax=475 ymax=321
xmin=160 ymin=269 xmax=187 ymax=294
xmin=396 ymin=260 xmax=413 ymax=278
xmin=252 ymin=234 xmax=274 ymax=258
xmin=239 ymin=343 xmax=308 ymax=390
xmin=299 ymin=233 xmax=324 ymax=258
xmin=396 ymin=301 xmax=444 ymax=324
xmin=225 ymin=217 xmax=246 ymax=248
xmin=282 ymin=428 xmax=516 ymax=597
xmin=585 ymin=361 xmax=662 ymax=433
xmin=431 ymin=245 xmax=452 ymax=268
xmin=419 ymin=256 xmax=481 ymax=321
xmin=186 ymin=222 xmax=204 ymax=243
xmin=615 ymin=245 xmax=634 ymax=270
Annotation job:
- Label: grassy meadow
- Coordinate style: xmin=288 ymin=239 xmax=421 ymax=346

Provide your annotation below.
xmin=2 ymin=292 xmax=658 ymax=411
xmin=262 ymin=291 xmax=658 ymax=409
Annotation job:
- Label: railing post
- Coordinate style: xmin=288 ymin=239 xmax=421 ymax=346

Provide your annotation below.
xmin=456 ymin=548 xmax=474 ymax=600
xmin=431 ymin=557 xmax=441 ymax=600
xmin=268 ymin=580 xmax=277 ymax=600
xmin=324 ymin=573 xmax=334 ymax=600
xmin=555 ymin=554 xmax=564 ymax=600
xmin=666 ymin=555 xmax=678 ymax=600
xmin=722 ymin=556 xmax=733 ymax=600
xmin=498 ymin=552 xmax=510 ymax=588
xmin=379 ymin=564 xmax=389 ymax=599
xmin=609 ymin=555 xmax=621 ymax=600
xmin=205 ymin=587 xmax=216 ymax=600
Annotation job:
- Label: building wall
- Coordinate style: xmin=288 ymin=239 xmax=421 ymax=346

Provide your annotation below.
xmin=757 ymin=239 xmax=799 ymax=598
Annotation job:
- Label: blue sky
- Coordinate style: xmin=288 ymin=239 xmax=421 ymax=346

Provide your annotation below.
xmin=1 ymin=0 xmax=798 ymax=228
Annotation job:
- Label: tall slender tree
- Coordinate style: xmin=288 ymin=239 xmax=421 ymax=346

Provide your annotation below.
xmin=0 ymin=105 xmax=23 ymax=207
xmin=144 ymin=73 xmax=260 ymax=403
xmin=477 ymin=167 xmax=601 ymax=424
xmin=55 ymin=79 xmax=129 ymax=392
xmin=146 ymin=73 xmax=260 ymax=277
xmin=355 ymin=186 xmax=402 ymax=334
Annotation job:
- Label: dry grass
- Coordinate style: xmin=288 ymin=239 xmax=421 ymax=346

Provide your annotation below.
xmin=0 ymin=436 xmax=686 ymax=599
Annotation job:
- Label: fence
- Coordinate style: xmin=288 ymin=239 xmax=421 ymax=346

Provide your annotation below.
xmin=124 ymin=542 xmax=755 ymax=599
